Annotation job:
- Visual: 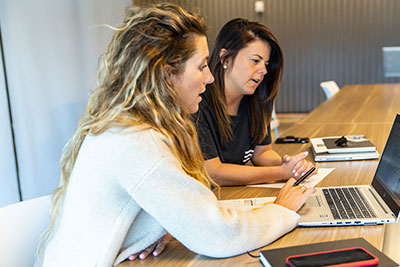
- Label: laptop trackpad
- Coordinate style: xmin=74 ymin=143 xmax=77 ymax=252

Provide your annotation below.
xmin=306 ymin=195 xmax=322 ymax=207
xmin=298 ymin=195 xmax=323 ymax=215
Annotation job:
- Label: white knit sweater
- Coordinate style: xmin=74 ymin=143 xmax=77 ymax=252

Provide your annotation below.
xmin=40 ymin=127 xmax=299 ymax=266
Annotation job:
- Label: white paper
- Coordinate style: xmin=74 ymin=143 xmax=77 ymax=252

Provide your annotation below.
xmin=218 ymin=196 xmax=276 ymax=211
xmin=246 ymin=167 xmax=335 ymax=189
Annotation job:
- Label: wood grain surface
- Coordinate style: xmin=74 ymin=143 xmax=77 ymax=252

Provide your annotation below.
xmin=119 ymin=84 xmax=400 ymax=266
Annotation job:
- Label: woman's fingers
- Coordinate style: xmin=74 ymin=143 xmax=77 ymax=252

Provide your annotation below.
xmin=153 ymin=236 xmax=169 ymax=256
xmin=128 ymin=234 xmax=172 ymax=261
xmin=293 ymin=160 xmax=316 ymax=179
xmin=275 ymin=178 xmax=316 ymax=212
xmin=138 ymin=242 xmax=157 ymax=259
xmin=300 ymin=161 xmax=314 ymax=177
xmin=128 ymin=253 xmax=140 ymax=261
xmin=128 ymin=242 xmax=157 ymax=261
xmin=287 ymin=152 xmax=308 ymax=175
xmin=292 ymin=160 xmax=307 ymax=177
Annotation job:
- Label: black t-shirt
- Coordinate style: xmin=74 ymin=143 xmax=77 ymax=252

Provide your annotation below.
xmin=193 ymin=90 xmax=271 ymax=165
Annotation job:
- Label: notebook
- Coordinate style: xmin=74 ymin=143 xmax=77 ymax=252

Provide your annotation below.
xmin=259 ymin=238 xmax=399 ymax=267
xmin=311 ymin=135 xmax=380 ymax=161
xmin=312 ymin=135 xmax=377 ymax=153
xmin=298 ymin=114 xmax=400 ymax=226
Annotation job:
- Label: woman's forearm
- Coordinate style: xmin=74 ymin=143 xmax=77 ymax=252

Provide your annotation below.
xmin=251 ymin=149 xmax=282 ymax=166
xmin=205 ymin=158 xmax=286 ymax=185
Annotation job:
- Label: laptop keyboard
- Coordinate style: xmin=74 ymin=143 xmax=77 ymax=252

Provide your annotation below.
xmin=323 ymin=188 xmax=377 ymax=220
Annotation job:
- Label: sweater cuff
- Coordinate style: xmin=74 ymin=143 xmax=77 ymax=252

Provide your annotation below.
xmin=269 ymin=203 xmax=300 ymax=218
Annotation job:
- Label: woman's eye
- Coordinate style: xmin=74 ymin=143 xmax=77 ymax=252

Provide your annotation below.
xmin=252 ymin=59 xmax=260 ymax=64
xmin=200 ymin=64 xmax=208 ymax=70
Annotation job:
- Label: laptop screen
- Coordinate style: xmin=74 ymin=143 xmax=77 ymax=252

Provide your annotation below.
xmin=372 ymin=114 xmax=400 ymax=217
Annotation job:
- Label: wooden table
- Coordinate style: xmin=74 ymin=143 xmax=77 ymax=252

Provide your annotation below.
xmin=301 ymin=83 xmax=400 ymax=124
xmin=119 ymin=84 xmax=400 ymax=266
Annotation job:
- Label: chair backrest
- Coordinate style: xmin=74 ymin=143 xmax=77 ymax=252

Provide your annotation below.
xmin=0 ymin=195 xmax=50 ymax=267
xmin=270 ymin=105 xmax=280 ymax=138
xmin=320 ymin=80 xmax=340 ymax=99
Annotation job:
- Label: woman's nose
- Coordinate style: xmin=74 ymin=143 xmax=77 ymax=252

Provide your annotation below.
xmin=259 ymin=64 xmax=267 ymax=75
xmin=205 ymin=67 xmax=214 ymax=85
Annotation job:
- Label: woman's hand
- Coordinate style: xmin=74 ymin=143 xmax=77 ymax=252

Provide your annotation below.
xmin=282 ymin=152 xmax=317 ymax=179
xmin=274 ymin=178 xmax=316 ymax=212
xmin=128 ymin=233 xmax=172 ymax=261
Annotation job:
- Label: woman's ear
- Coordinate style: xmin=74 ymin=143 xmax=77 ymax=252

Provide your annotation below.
xmin=219 ymin=48 xmax=230 ymax=70
xmin=164 ymin=64 xmax=175 ymax=83
xmin=164 ymin=64 xmax=178 ymax=86
xmin=219 ymin=48 xmax=228 ymax=65
xmin=164 ymin=64 xmax=173 ymax=77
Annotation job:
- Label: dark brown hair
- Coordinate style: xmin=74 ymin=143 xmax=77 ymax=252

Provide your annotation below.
xmin=206 ymin=18 xmax=283 ymax=143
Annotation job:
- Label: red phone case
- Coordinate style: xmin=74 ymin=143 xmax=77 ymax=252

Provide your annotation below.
xmin=286 ymin=247 xmax=379 ymax=267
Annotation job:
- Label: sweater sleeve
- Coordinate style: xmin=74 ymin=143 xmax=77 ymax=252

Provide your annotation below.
xmin=124 ymin=132 xmax=300 ymax=258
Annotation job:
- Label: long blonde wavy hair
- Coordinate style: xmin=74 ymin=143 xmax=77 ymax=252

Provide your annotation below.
xmin=39 ymin=2 xmax=218 ymax=255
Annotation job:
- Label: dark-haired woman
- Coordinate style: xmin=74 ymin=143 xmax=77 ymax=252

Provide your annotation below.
xmin=194 ymin=18 xmax=316 ymax=185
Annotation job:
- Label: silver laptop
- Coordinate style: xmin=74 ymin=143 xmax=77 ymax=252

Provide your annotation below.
xmin=312 ymin=150 xmax=380 ymax=162
xmin=299 ymin=114 xmax=400 ymax=226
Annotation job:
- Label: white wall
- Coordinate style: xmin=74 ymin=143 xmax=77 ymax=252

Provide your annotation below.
xmin=0 ymin=40 xmax=20 ymax=207
xmin=0 ymin=0 xmax=131 ymax=206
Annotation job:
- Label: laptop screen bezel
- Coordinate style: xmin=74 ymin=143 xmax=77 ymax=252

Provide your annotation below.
xmin=371 ymin=114 xmax=400 ymax=218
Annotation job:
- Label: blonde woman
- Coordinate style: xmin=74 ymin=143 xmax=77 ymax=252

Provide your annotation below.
xmin=37 ymin=4 xmax=314 ymax=267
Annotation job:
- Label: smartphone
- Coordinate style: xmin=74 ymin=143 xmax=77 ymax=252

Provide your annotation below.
xmin=275 ymin=136 xmax=309 ymax=144
xmin=286 ymin=247 xmax=379 ymax=267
